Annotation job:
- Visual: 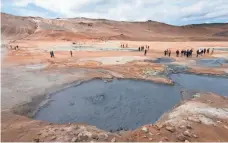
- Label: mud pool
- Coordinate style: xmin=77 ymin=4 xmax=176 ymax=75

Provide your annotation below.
xmin=195 ymin=58 xmax=228 ymax=67
xmin=34 ymin=79 xmax=181 ymax=131
xmin=34 ymin=74 xmax=228 ymax=131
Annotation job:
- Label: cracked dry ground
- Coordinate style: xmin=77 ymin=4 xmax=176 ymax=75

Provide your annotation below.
xmin=1 ymin=41 xmax=228 ymax=142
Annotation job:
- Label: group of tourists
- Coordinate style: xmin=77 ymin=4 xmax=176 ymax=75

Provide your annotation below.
xmin=164 ymin=48 xmax=214 ymax=58
xmin=5 ymin=45 xmax=19 ymax=50
xmin=180 ymin=49 xmax=193 ymax=57
xmin=138 ymin=45 xmax=150 ymax=56
xmin=49 ymin=50 xmax=73 ymax=58
xmin=121 ymin=44 xmax=128 ymax=48
xmin=164 ymin=49 xmax=172 ymax=57
xmin=196 ymin=48 xmax=214 ymax=57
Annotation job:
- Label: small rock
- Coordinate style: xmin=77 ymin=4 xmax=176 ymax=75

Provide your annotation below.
xmin=111 ymin=137 xmax=116 ymax=142
xmin=186 ymin=124 xmax=192 ymax=129
xmin=192 ymin=134 xmax=198 ymax=138
xmin=162 ymin=137 xmax=169 ymax=141
xmin=33 ymin=138 xmax=40 ymax=142
xmin=207 ymin=100 xmax=212 ymax=103
xmin=156 ymin=132 xmax=161 ymax=135
xmin=149 ymin=132 xmax=153 ymax=136
xmin=71 ymin=137 xmax=78 ymax=142
xmin=141 ymin=127 xmax=149 ymax=133
xmin=51 ymin=136 xmax=56 ymax=140
xmin=166 ymin=126 xmax=175 ymax=132
xmin=179 ymin=125 xmax=186 ymax=129
xmin=177 ymin=133 xmax=187 ymax=141
xmin=183 ymin=130 xmax=191 ymax=137
xmin=156 ymin=124 xmax=164 ymax=130
xmin=185 ymin=140 xmax=190 ymax=142
xmin=223 ymin=125 xmax=228 ymax=130
xmin=149 ymin=138 xmax=153 ymax=141
xmin=98 ymin=133 xmax=108 ymax=140
xmin=37 ymin=132 xmax=42 ymax=135
xmin=193 ymin=93 xmax=200 ymax=98
xmin=187 ymin=117 xmax=201 ymax=123
xmin=143 ymin=135 xmax=147 ymax=138
xmin=91 ymin=134 xmax=99 ymax=140
xmin=217 ymin=120 xmax=222 ymax=123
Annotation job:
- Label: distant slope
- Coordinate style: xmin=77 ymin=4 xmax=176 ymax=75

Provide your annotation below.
xmin=1 ymin=13 xmax=37 ymax=41
xmin=1 ymin=12 xmax=228 ymax=41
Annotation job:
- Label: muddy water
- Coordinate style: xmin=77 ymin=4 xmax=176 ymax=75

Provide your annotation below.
xmin=195 ymin=58 xmax=228 ymax=67
xmin=170 ymin=74 xmax=228 ymax=97
xmin=34 ymin=79 xmax=181 ymax=131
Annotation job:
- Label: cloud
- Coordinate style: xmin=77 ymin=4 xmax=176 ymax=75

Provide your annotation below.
xmin=1 ymin=0 xmax=228 ymax=25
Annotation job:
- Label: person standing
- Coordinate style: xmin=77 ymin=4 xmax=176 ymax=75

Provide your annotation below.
xmin=168 ymin=49 xmax=171 ymax=57
xmin=196 ymin=50 xmax=199 ymax=57
xmin=144 ymin=48 xmax=147 ymax=56
xmin=70 ymin=51 xmax=73 ymax=57
xmin=211 ymin=48 xmax=214 ymax=55
xmin=164 ymin=50 xmax=167 ymax=56
xmin=207 ymin=48 xmax=210 ymax=54
xmin=50 ymin=51 xmax=52 ymax=58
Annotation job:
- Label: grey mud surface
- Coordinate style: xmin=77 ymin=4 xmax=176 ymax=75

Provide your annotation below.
xmin=34 ymin=79 xmax=181 ymax=131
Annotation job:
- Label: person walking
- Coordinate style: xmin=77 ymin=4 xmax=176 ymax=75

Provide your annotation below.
xmin=70 ymin=50 xmax=73 ymax=57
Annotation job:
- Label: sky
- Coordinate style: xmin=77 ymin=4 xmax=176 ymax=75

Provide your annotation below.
xmin=1 ymin=0 xmax=228 ymax=25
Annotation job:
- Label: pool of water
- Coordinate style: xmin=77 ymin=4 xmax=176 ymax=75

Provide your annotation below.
xmin=170 ymin=74 xmax=228 ymax=97
xmin=145 ymin=57 xmax=175 ymax=64
xmin=34 ymin=79 xmax=181 ymax=131
xmin=195 ymin=58 xmax=228 ymax=67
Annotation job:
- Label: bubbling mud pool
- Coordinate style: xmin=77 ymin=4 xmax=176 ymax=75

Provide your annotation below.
xmin=34 ymin=79 xmax=181 ymax=131
xmin=34 ymin=74 xmax=228 ymax=131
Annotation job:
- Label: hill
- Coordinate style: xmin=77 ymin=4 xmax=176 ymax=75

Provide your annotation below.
xmin=1 ymin=12 xmax=228 ymax=41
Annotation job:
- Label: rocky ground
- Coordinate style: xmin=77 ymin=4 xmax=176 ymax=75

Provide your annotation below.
xmin=1 ymin=40 xmax=228 ymax=142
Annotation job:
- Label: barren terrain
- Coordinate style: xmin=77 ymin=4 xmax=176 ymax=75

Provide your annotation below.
xmin=1 ymin=12 xmax=228 ymax=142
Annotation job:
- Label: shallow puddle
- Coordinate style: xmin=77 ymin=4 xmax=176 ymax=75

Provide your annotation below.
xmin=34 ymin=79 xmax=181 ymax=131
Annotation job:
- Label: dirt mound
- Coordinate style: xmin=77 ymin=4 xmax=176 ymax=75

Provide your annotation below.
xmin=1 ymin=12 xmax=228 ymax=41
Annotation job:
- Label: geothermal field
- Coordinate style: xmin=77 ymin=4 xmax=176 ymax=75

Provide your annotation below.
xmin=1 ymin=12 xmax=228 ymax=142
